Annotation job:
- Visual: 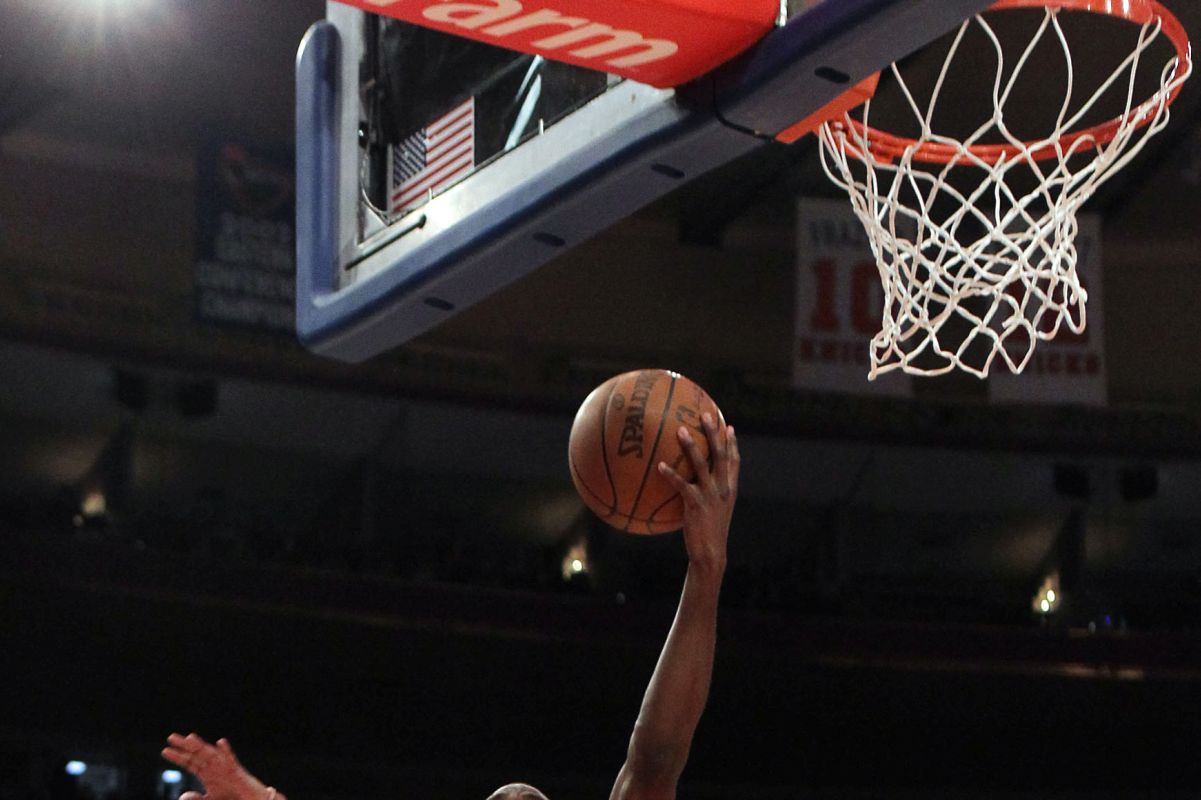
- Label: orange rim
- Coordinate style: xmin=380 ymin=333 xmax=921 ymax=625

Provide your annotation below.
xmin=839 ymin=0 xmax=1192 ymax=164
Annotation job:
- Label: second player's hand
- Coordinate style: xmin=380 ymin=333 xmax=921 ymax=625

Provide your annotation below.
xmin=161 ymin=733 xmax=281 ymax=800
xmin=657 ymin=412 xmax=739 ymax=572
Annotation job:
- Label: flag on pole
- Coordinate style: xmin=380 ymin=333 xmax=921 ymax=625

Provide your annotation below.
xmin=390 ymin=97 xmax=475 ymax=214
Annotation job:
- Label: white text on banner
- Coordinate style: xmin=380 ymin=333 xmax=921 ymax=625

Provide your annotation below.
xmin=793 ymin=198 xmax=912 ymax=397
xmin=989 ymin=215 xmax=1107 ymax=406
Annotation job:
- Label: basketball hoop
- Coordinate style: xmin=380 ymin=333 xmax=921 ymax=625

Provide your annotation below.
xmin=817 ymin=0 xmax=1193 ymax=379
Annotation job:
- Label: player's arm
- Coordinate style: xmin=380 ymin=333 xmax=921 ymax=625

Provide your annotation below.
xmin=162 ymin=733 xmax=287 ymax=800
xmin=610 ymin=413 xmax=739 ymax=800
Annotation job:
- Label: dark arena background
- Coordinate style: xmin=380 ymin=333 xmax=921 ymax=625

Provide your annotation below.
xmin=4 ymin=1 xmax=1201 ymax=798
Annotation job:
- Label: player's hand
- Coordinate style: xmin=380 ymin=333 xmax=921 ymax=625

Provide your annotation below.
xmin=657 ymin=412 xmax=739 ymax=573
xmin=161 ymin=733 xmax=284 ymax=800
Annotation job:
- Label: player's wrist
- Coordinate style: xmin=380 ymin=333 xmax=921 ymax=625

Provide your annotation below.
xmin=686 ymin=554 xmax=726 ymax=582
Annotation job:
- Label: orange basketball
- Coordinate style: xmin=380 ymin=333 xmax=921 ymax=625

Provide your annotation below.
xmin=568 ymin=369 xmax=723 ymax=534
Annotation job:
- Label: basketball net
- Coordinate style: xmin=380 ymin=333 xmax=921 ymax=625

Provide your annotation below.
xmin=818 ymin=0 xmax=1193 ymax=379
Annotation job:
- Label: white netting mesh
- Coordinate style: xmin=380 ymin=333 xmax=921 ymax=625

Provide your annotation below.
xmin=818 ymin=3 xmax=1192 ymax=379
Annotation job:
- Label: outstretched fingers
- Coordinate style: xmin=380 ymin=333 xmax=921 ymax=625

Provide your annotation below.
xmin=161 ymin=747 xmax=187 ymax=770
xmin=659 ymin=413 xmax=735 ymax=506
xmin=705 ymin=414 xmax=731 ymax=497
xmin=162 ymin=732 xmax=200 ymax=771
xmin=726 ymin=425 xmax=740 ymax=494
xmin=680 ymin=420 xmax=717 ymax=491
xmin=162 ymin=732 xmax=231 ymax=778
xmin=658 ymin=457 xmax=702 ymax=508
xmin=217 ymin=738 xmax=241 ymax=765
xmin=166 ymin=732 xmax=199 ymax=753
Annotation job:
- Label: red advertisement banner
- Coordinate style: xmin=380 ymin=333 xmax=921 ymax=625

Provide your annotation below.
xmin=337 ymin=0 xmax=777 ymax=87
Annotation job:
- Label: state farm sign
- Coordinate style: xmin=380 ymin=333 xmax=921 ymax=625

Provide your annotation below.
xmin=340 ymin=0 xmax=777 ymax=87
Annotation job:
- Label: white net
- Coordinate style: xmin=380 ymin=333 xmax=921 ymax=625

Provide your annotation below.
xmin=818 ymin=2 xmax=1192 ymax=379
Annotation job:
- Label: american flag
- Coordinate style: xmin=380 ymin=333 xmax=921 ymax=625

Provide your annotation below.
xmin=389 ymin=97 xmax=475 ymax=214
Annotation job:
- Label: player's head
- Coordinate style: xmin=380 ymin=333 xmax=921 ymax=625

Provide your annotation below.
xmin=485 ymin=783 xmax=548 ymax=800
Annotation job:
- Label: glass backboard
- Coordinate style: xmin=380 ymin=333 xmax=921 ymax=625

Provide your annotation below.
xmin=296 ymin=0 xmax=995 ymax=361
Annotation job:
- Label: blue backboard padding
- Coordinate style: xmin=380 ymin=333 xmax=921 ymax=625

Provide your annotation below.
xmin=711 ymin=0 xmax=995 ymax=135
xmin=295 ymin=21 xmax=339 ymax=324
xmin=296 ymin=0 xmax=995 ymax=362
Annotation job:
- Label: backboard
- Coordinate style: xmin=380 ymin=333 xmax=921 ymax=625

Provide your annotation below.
xmin=296 ymin=0 xmax=996 ymax=362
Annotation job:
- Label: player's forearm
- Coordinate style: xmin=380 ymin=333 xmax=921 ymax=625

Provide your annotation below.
xmin=624 ymin=560 xmax=724 ymax=783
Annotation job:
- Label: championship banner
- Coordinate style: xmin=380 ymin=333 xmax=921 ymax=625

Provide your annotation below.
xmin=989 ymin=215 xmax=1107 ymax=407
xmin=195 ymin=143 xmax=296 ymax=334
xmin=793 ymin=198 xmax=912 ymax=397
xmin=338 ymin=0 xmax=778 ymax=88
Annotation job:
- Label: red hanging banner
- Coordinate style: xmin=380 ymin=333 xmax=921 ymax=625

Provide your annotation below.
xmin=337 ymin=0 xmax=779 ymax=88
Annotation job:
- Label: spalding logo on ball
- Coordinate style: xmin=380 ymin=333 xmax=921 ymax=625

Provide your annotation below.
xmin=568 ymin=369 xmax=723 ymax=534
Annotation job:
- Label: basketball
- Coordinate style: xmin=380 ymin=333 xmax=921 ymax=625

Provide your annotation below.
xmin=568 ymin=369 xmax=723 ymax=534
